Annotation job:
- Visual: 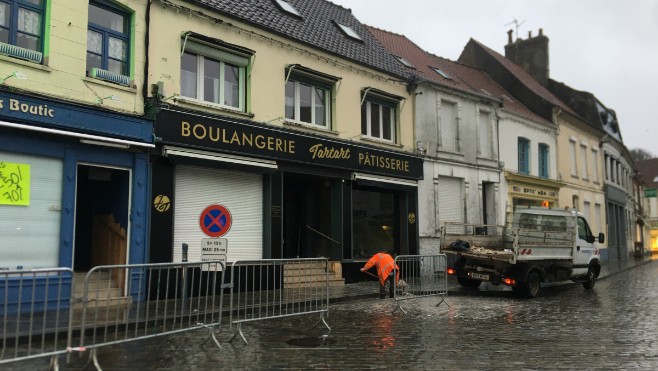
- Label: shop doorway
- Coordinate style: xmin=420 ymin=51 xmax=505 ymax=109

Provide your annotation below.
xmin=282 ymin=173 xmax=336 ymax=259
xmin=73 ymin=165 xmax=130 ymax=272
xmin=352 ymin=187 xmax=398 ymax=259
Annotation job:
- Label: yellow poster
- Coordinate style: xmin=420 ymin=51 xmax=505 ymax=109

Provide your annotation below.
xmin=0 ymin=162 xmax=30 ymax=206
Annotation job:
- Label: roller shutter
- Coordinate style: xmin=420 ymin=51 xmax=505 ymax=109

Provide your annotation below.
xmin=438 ymin=176 xmax=463 ymax=225
xmin=173 ymin=165 xmax=262 ymax=262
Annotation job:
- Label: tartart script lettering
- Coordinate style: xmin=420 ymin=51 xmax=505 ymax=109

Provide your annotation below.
xmin=308 ymin=144 xmax=350 ymax=160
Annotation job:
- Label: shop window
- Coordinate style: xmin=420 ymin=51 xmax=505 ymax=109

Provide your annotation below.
xmin=285 ymin=68 xmax=335 ymax=128
xmin=180 ymin=38 xmax=250 ymax=111
xmin=518 ymin=137 xmax=530 ymax=174
xmin=352 ymin=188 xmax=396 ymax=259
xmin=87 ymin=1 xmax=131 ymax=85
xmin=538 ymin=143 xmax=549 ymax=178
xmin=361 ymin=90 xmax=398 ymax=143
xmin=0 ymin=0 xmax=44 ymax=63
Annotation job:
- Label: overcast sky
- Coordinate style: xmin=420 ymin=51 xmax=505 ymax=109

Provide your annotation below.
xmin=330 ymin=0 xmax=658 ymax=156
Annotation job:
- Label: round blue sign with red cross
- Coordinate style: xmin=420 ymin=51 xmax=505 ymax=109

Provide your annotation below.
xmin=199 ymin=204 xmax=232 ymax=237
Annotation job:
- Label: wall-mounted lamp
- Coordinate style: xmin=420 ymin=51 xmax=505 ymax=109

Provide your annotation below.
xmin=0 ymin=71 xmax=27 ymax=84
xmin=96 ymin=95 xmax=120 ymax=105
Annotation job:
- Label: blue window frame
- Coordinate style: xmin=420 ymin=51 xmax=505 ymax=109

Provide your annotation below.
xmin=0 ymin=0 xmax=44 ymax=52
xmin=87 ymin=1 xmax=129 ymax=77
xmin=538 ymin=143 xmax=549 ymax=178
xmin=518 ymin=137 xmax=530 ymax=174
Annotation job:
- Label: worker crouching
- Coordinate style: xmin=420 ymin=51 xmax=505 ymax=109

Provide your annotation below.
xmin=361 ymin=252 xmax=399 ymax=299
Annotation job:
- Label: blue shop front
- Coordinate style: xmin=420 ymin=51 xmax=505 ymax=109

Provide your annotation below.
xmin=0 ymin=91 xmax=153 ymax=310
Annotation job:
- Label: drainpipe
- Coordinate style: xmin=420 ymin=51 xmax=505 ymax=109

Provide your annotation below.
xmin=142 ymin=0 xmax=152 ymax=108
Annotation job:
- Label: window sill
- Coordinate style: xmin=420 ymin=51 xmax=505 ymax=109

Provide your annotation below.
xmin=571 ymin=174 xmax=579 ymax=179
xmin=174 ymin=96 xmax=254 ymax=118
xmin=0 ymin=53 xmax=51 ymax=72
xmin=282 ymin=120 xmax=338 ymax=135
xmin=83 ymin=77 xmax=137 ymax=93
xmin=360 ymin=135 xmax=402 ymax=148
xmin=436 ymin=149 xmax=465 ymax=157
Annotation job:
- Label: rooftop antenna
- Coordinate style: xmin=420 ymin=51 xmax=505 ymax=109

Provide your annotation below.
xmin=505 ymin=18 xmax=525 ymax=40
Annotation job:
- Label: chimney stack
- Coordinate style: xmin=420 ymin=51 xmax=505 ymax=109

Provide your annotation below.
xmin=504 ymin=28 xmax=550 ymax=86
xmin=507 ymin=29 xmax=513 ymax=44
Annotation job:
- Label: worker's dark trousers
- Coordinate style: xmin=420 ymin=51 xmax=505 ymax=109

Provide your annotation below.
xmin=380 ymin=272 xmax=394 ymax=298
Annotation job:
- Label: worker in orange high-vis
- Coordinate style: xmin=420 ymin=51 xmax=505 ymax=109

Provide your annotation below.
xmin=360 ymin=252 xmax=399 ymax=299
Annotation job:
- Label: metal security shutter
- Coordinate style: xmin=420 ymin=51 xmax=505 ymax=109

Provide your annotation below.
xmin=438 ymin=176 xmax=463 ymax=225
xmin=173 ymin=165 xmax=262 ymax=262
xmin=0 ymin=152 xmax=63 ymax=269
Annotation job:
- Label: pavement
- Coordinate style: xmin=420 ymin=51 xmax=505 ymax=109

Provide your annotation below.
xmin=328 ymin=253 xmax=657 ymax=303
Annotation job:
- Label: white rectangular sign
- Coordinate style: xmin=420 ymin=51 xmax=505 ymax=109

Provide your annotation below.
xmin=200 ymin=238 xmax=228 ymax=271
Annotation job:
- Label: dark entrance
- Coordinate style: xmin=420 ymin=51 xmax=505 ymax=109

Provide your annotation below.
xmin=352 ymin=187 xmax=399 ymax=259
xmin=74 ymin=165 xmax=130 ymax=271
xmin=282 ymin=173 xmax=337 ymax=259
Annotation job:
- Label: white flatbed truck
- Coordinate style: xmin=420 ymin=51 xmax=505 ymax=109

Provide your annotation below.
xmin=441 ymin=206 xmax=604 ymax=298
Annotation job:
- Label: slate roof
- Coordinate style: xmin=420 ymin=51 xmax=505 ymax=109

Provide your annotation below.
xmin=367 ymin=26 xmax=552 ymax=126
xmin=189 ymin=0 xmax=408 ymax=78
xmin=636 ymin=158 xmax=658 ymax=189
xmin=460 ymin=39 xmax=581 ymax=120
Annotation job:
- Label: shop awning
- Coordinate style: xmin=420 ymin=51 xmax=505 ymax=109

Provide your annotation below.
xmin=164 ymin=146 xmax=278 ymax=171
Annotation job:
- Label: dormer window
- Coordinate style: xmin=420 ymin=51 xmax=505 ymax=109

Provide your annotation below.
xmin=273 ymin=0 xmax=300 ymax=17
xmin=431 ymin=67 xmax=452 ymax=80
xmin=397 ymin=57 xmax=414 ymax=68
xmin=334 ymin=21 xmax=361 ymax=41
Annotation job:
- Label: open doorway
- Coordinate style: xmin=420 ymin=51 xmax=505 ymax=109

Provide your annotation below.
xmin=282 ymin=173 xmax=335 ymax=259
xmin=73 ymin=165 xmax=130 ymax=272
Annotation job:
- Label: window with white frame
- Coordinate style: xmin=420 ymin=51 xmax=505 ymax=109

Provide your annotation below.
xmin=87 ymin=1 xmax=130 ymax=77
xmin=180 ymin=39 xmax=250 ymax=111
xmin=0 ymin=0 xmax=43 ymax=54
xmin=580 ymin=144 xmax=588 ymax=180
xmin=478 ymin=110 xmax=492 ymax=158
xmin=591 ymin=148 xmax=599 ymax=183
xmin=440 ymin=100 xmax=458 ymax=152
xmin=285 ymin=69 xmax=333 ymax=128
xmin=569 ymin=139 xmax=578 ymax=177
xmin=361 ymin=91 xmax=397 ymax=142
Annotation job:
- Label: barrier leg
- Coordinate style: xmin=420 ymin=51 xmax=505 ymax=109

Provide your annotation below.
xmin=91 ymin=348 xmax=103 ymax=371
xmin=436 ymin=294 xmax=450 ymax=308
xmin=200 ymin=326 xmax=223 ymax=349
xmin=311 ymin=311 xmax=331 ymax=331
xmin=392 ymin=299 xmax=407 ymax=315
xmin=228 ymin=322 xmax=248 ymax=345
xmin=50 ymin=355 xmax=59 ymax=371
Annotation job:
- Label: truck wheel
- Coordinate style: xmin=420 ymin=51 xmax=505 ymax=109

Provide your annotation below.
xmin=515 ymin=272 xmax=541 ymax=298
xmin=582 ymin=265 xmax=599 ymax=290
xmin=457 ymin=277 xmax=481 ymax=288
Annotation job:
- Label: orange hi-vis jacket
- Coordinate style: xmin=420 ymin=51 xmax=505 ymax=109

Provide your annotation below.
xmin=363 ymin=252 xmax=399 ymax=286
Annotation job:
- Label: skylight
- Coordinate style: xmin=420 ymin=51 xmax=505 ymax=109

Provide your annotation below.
xmin=397 ymin=57 xmax=415 ymax=68
xmin=431 ymin=67 xmax=451 ymax=79
xmin=273 ymin=0 xmax=300 ymax=17
xmin=335 ymin=22 xmax=362 ymax=41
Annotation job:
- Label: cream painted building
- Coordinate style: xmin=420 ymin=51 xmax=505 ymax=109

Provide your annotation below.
xmin=146 ymin=0 xmax=422 ymax=283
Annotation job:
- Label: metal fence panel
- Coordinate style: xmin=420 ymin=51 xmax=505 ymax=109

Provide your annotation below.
xmin=394 ymin=255 xmax=449 ymax=314
xmin=228 ymin=258 xmax=330 ymax=344
xmin=71 ymin=261 xmax=226 ymax=369
xmin=1 ymin=268 xmax=74 ymax=368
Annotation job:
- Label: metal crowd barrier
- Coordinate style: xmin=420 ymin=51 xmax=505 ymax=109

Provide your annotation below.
xmin=393 ymin=254 xmax=449 ymax=314
xmin=228 ymin=258 xmax=331 ymax=344
xmin=1 ymin=268 xmax=74 ymax=370
xmin=69 ymin=261 xmax=226 ymax=370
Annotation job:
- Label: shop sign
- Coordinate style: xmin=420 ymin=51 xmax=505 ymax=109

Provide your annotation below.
xmin=200 ymin=238 xmax=227 ymax=271
xmin=156 ymin=109 xmax=423 ymax=180
xmin=510 ymin=184 xmax=557 ymax=199
xmin=0 ymin=91 xmax=152 ymax=143
xmin=645 ymin=188 xmax=657 ymax=198
xmin=0 ymin=161 xmax=30 ymax=205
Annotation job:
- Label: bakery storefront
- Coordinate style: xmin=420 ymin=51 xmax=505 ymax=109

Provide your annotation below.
xmin=151 ymin=108 xmax=422 ymax=282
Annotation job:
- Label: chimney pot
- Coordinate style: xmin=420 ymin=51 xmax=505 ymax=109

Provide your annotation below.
xmin=507 ymin=29 xmax=513 ymax=44
xmin=528 ymin=31 xmax=532 ymax=38
xmin=539 ymin=28 xmax=543 ymax=36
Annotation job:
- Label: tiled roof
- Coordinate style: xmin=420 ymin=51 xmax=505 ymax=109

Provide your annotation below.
xmin=189 ymin=0 xmax=407 ymax=78
xmin=636 ymin=158 xmax=658 ymax=189
xmin=464 ymin=39 xmax=580 ymax=118
xmin=367 ymin=26 xmax=551 ymax=126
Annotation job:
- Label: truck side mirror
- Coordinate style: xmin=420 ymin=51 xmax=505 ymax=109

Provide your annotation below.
xmin=598 ymin=233 xmax=605 ymax=244
xmin=586 ymin=235 xmax=596 ymax=243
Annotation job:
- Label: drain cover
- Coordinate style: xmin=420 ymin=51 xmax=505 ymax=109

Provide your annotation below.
xmin=286 ymin=336 xmax=336 ymax=347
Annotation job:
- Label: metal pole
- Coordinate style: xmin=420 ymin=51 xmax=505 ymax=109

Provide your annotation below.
xmin=182 ymin=243 xmax=188 ymax=311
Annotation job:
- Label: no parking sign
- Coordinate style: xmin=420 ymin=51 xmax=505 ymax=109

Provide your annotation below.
xmin=199 ymin=204 xmax=232 ymax=237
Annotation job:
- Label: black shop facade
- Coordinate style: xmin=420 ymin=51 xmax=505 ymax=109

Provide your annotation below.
xmin=150 ymin=108 xmax=423 ymax=282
